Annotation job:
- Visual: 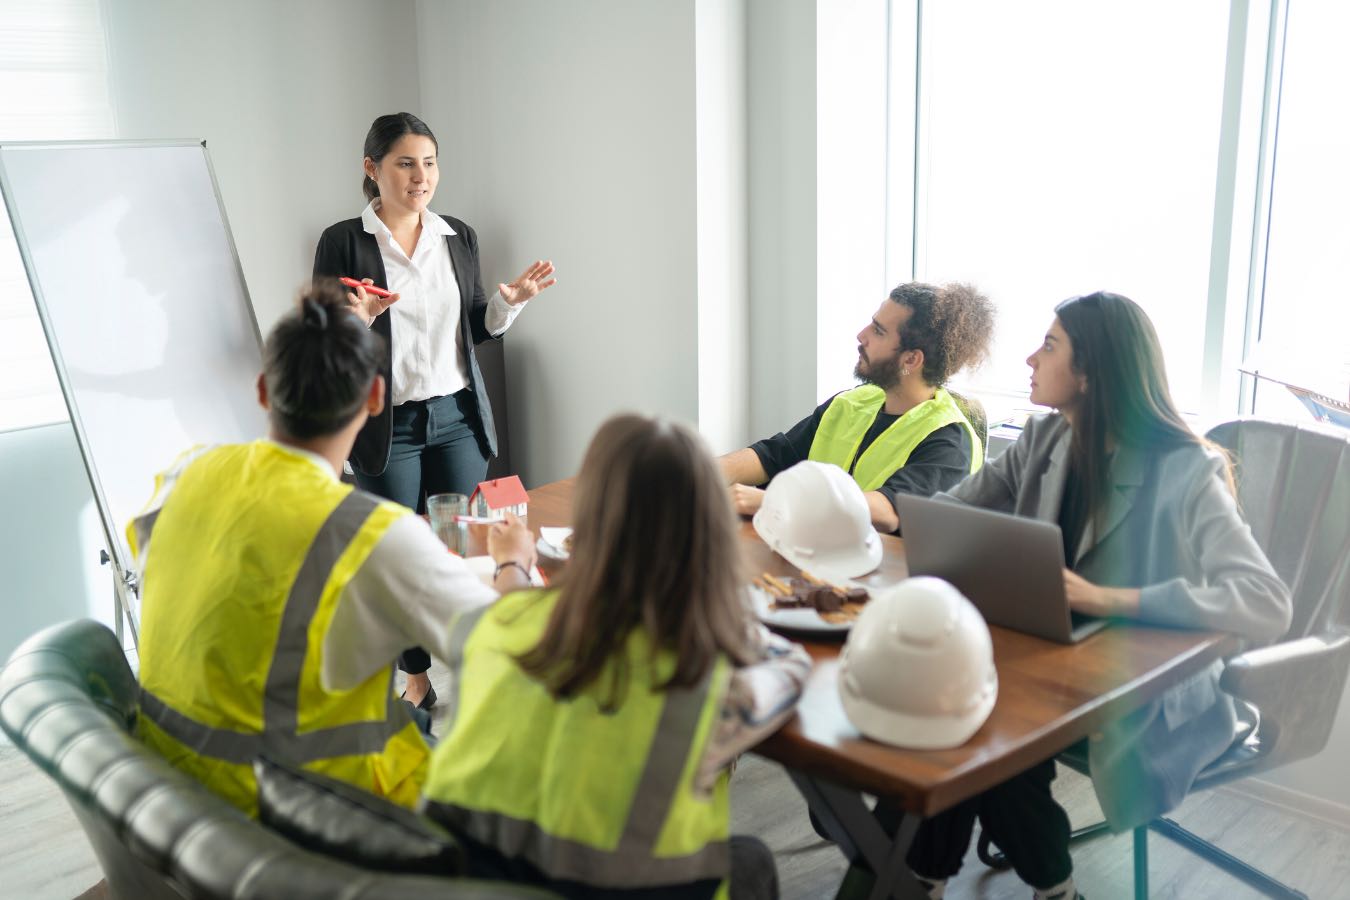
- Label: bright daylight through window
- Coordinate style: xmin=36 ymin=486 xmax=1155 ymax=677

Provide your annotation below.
xmin=912 ymin=1 xmax=1231 ymax=420
xmin=1247 ymin=3 xmax=1350 ymax=426
xmin=0 ymin=0 xmax=114 ymax=432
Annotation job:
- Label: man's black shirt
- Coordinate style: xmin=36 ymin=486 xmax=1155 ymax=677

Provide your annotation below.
xmin=748 ymin=392 xmax=973 ymax=531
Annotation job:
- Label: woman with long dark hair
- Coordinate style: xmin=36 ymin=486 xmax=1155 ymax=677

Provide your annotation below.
xmin=313 ymin=112 xmax=555 ymax=708
xmin=892 ymin=292 xmax=1291 ymax=899
xmin=420 ymin=414 xmax=812 ymax=900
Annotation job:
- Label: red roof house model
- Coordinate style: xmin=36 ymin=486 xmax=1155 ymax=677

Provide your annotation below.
xmin=469 ymin=475 xmax=529 ymax=512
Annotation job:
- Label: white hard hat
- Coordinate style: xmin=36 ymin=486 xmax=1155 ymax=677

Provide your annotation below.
xmin=839 ymin=577 xmax=997 ymax=749
xmin=753 ymin=460 xmax=882 ymax=583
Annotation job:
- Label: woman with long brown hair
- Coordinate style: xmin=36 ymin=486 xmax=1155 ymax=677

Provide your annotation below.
xmin=421 ymin=414 xmax=811 ymax=900
xmin=890 ymin=291 xmax=1291 ymax=900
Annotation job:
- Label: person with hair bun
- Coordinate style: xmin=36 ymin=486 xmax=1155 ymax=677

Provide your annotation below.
xmin=314 ymin=111 xmax=556 ymax=710
xmin=128 ymin=283 xmax=537 ymax=817
xmin=720 ymin=282 xmax=996 ymax=532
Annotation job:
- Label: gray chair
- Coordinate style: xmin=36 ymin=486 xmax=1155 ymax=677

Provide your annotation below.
xmin=980 ymin=418 xmax=1350 ymax=899
xmin=0 ymin=619 xmax=557 ymax=900
xmin=946 ymin=389 xmax=989 ymax=459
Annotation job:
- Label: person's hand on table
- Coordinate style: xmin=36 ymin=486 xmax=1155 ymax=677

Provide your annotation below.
xmin=499 ymin=260 xmax=557 ymax=306
xmin=346 ymin=279 xmax=399 ymax=326
xmin=729 ymin=484 xmax=765 ymax=517
xmin=488 ymin=512 xmax=537 ymax=591
xmin=1063 ymin=569 xmax=1140 ymax=618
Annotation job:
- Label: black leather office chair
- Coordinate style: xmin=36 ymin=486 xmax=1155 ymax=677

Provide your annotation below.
xmin=980 ymin=418 xmax=1350 ymax=899
xmin=0 ymin=619 xmax=556 ymax=900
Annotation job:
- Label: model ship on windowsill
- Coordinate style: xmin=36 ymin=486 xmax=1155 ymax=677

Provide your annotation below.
xmin=1240 ymin=343 xmax=1350 ymax=429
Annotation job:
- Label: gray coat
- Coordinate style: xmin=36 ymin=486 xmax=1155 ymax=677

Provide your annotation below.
xmin=940 ymin=413 xmax=1292 ymax=829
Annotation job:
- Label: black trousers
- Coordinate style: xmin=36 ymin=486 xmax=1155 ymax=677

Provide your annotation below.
xmin=887 ymin=758 xmax=1073 ymax=890
xmin=355 ymin=391 xmax=489 ymax=676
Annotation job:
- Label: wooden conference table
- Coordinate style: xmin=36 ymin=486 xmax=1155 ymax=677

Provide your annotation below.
xmin=522 ymin=479 xmax=1236 ymax=900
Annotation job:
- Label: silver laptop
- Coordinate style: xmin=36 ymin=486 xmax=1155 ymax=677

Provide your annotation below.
xmin=897 ymin=494 xmax=1109 ymax=644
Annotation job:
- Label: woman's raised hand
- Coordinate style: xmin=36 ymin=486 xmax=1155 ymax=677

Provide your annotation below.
xmin=499 ymin=260 xmax=557 ymax=306
xmin=346 ymin=279 xmax=399 ymax=326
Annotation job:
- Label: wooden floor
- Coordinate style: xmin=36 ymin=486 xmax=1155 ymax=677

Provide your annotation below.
xmin=5 ymin=696 xmax=1350 ymax=900
xmin=730 ymin=754 xmax=1350 ymax=899
xmin=0 ymin=742 xmax=104 ymax=900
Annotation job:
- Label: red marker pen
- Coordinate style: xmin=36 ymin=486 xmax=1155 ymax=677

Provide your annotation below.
xmin=339 ymin=277 xmax=394 ymax=298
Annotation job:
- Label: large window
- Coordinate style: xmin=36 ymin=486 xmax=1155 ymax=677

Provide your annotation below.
xmin=911 ymin=1 xmax=1233 ymax=417
xmin=1249 ymin=2 xmax=1350 ymax=423
xmin=0 ymin=0 xmax=114 ymax=432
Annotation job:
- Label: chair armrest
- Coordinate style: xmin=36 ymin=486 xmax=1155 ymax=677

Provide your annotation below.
xmin=1220 ymin=628 xmax=1350 ymax=764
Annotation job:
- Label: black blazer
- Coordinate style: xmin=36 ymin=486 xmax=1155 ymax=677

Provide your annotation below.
xmin=313 ymin=214 xmax=500 ymax=476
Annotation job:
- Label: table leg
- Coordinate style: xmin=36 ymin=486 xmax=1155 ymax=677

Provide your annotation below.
xmin=786 ymin=770 xmax=929 ymax=900
xmin=869 ymin=812 xmax=922 ymax=900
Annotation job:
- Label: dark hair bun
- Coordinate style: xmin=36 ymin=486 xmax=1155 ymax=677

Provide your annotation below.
xmin=262 ymin=280 xmax=386 ymax=440
xmin=300 ymin=296 xmax=329 ymax=331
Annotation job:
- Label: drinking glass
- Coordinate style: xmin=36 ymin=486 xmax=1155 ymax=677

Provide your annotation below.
xmin=426 ymin=493 xmax=469 ymax=555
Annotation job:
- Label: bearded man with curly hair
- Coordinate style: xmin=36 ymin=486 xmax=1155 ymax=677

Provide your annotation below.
xmin=720 ymin=282 xmax=995 ymax=533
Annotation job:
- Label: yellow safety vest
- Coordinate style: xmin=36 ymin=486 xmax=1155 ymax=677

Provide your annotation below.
xmin=128 ymin=441 xmax=429 ymax=817
xmin=808 ymin=385 xmax=982 ymax=491
xmin=422 ymin=590 xmax=733 ymax=896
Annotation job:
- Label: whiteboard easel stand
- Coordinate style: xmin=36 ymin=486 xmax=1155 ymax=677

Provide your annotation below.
xmin=0 ymin=140 xmax=264 ymax=654
xmin=99 ymin=548 xmax=140 ymax=650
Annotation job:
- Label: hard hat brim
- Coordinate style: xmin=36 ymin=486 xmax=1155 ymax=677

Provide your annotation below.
xmin=839 ymin=677 xmax=997 ymax=751
xmin=756 ymin=521 xmax=885 ymax=584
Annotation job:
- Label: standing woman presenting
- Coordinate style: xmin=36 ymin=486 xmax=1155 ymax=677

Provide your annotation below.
xmin=314 ymin=112 xmax=556 ymax=708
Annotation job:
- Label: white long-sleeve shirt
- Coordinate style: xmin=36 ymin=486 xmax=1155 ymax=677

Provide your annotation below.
xmin=135 ymin=440 xmax=811 ymax=780
xmin=361 ymin=200 xmax=525 ymax=405
xmin=130 ymin=440 xmax=498 ymax=691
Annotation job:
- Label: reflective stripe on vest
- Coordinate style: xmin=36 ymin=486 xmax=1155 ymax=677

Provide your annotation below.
xmin=423 ymin=591 xmax=731 ymax=890
xmin=137 ymin=488 xmax=410 ymax=764
xmin=808 ymin=385 xmax=982 ymax=491
xmin=131 ymin=443 xmax=423 ymax=814
xmin=126 ymin=443 xmax=210 ymax=561
xmin=436 ymin=603 xmax=496 ymax=737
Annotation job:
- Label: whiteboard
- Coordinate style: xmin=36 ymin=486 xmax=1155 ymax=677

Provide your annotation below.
xmin=0 ymin=141 xmax=265 ymax=634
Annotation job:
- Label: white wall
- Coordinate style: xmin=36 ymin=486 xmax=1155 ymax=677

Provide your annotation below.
xmin=0 ymin=425 xmax=109 ymax=662
xmin=695 ymin=0 xmax=750 ymax=455
xmin=103 ymin=0 xmax=421 ymax=332
xmin=415 ymin=0 xmax=701 ymax=485
xmin=743 ymin=0 xmax=890 ymax=433
xmin=746 ymin=0 xmax=817 ymax=439
xmin=1 ymin=0 xmax=423 ymax=659
xmin=815 ymin=0 xmax=889 ymax=399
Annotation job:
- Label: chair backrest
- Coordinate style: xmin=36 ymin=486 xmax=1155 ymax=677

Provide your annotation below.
xmin=0 ymin=620 xmax=555 ymax=900
xmin=1206 ymin=418 xmax=1350 ymax=639
xmin=948 ymin=389 xmax=989 ymax=459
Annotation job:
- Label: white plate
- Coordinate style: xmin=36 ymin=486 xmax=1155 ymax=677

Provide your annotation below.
xmin=749 ymin=584 xmax=853 ymax=635
xmin=537 ymin=527 xmax=572 ymax=561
